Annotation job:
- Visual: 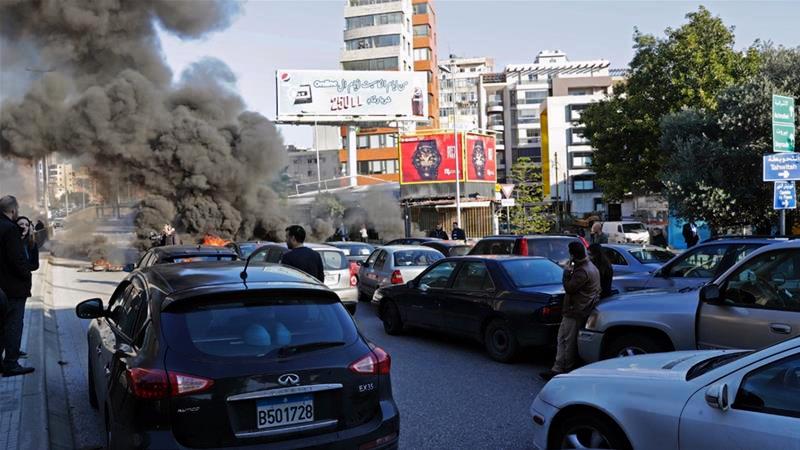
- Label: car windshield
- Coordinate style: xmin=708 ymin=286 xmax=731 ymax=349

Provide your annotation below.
xmin=629 ymin=248 xmax=674 ymax=264
xmin=686 ymin=351 xmax=754 ymax=380
xmin=162 ymin=296 xmax=358 ymax=359
xmin=622 ymin=223 xmax=647 ymax=233
xmin=337 ymin=244 xmax=372 ymax=256
xmin=393 ymin=250 xmax=444 ymax=266
xmin=317 ymin=250 xmax=348 ymax=270
xmin=167 ymin=255 xmax=237 ymax=263
xmin=501 ymin=259 xmax=564 ymax=288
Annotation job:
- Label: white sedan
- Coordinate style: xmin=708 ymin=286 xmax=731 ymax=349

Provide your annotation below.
xmin=530 ymin=337 xmax=800 ymax=449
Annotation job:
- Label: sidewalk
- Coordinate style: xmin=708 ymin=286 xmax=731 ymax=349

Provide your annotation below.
xmin=0 ymin=255 xmax=72 ymax=450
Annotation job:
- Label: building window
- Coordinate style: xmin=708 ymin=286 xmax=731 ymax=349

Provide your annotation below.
xmin=569 ymin=128 xmax=589 ymax=145
xmin=570 ymin=152 xmax=593 ymax=169
xmin=345 ymin=34 xmax=401 ymax=50
xmin=413 ymin=24 xmax=430 ymax=36
xmin=568 ymin=88 xmax=590 ymax=96
xmin=568 ymin=104 xmax=588 ymax=122
xmin=357 ymin=159 xmax=399 ymax=175
xmin=342 ymin=57 xmax=399 ymax=71
xmin=412 ymin=2 xmax=427 ymax=14
xmin=357 ymin=135 xmax=369 ymax=149
xmin=497 ymin=151 xmax=506 ymax=165
xmin=350 ymin=0 xmax=400 ymax=5
xmin=413 ymin=47 xmax=431 ymax=61
xmin=516 ymin=110 xmax=540 ymax=124
xmin=307 ymin=170 xmax=313 ymax=177
xmin=345 ymin=12 xmax=403 ymax=30
xmin=572 ymin=176 xmax=596 ymax=192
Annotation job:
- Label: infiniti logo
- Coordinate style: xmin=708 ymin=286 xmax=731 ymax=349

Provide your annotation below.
xmin=278 ymin=373 xmax=300 ymax=386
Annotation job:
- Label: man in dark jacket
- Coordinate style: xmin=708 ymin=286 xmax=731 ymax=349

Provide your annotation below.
xmin=451 ymin=222 xmax=466 ymax=241
xmin=541 ymin=242 xmax=601 ymax=380
xmin=429 ymin=224 xmax=449 ymax=240
xmin=280 ymin=225 xmax=324 ymax=282
xmin=682 ymin=221 xmax=699 ymax=248
xmin=0 ymin=195 xmax=36 ymax=376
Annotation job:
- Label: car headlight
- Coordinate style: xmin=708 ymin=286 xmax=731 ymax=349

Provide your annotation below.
xmin=584 ymin=310 xmax=599 ymax=331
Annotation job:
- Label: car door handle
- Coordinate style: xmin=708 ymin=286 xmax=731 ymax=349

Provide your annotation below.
xmin=770 ymin=323 xmax=792 ymax=335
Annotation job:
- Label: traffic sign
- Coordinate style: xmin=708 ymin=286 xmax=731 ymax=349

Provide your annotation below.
xmin=500 ymin=198 xmax=516 ymax=207
xmin=774 ymin=181 xmax=796 ymax=209
xmin=763 ymin=153 xmax=800 ymax=181
xmin=500 ymin=184 xmax=515 ymax=199
xmin=772 ymin=94 xmax=795 ymax=153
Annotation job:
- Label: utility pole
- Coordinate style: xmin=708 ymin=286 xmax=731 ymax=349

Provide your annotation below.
xmin=554 ymin=152 xmax=560 ymax=231
xmin=452 ymin=109 xmax=462 ymax=228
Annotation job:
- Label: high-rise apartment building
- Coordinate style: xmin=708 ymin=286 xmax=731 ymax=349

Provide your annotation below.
xmin=479 ymin=50 xmax=611 ymax=184
xmin=338 ymin=0 xmax=439 ymax=185
xmin=438 ymin=55 xmax=494 ymax=131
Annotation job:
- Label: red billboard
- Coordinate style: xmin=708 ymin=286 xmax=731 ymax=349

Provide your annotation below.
xmin=464 ymin=133 xmax=497 ymax=183
xmin=399 ymin=132 xmax=465 ymax=184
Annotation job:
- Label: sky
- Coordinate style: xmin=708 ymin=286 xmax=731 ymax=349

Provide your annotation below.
xmin=159 ymin=0 xmax=800 ymax=147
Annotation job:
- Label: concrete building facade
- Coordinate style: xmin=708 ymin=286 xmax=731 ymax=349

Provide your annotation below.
xmin=438 ymin=55 xmax=494 ymax=131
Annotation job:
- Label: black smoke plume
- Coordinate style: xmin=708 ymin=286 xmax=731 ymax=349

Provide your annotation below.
xmin=0 ymin=0 xmax=288 ymax=243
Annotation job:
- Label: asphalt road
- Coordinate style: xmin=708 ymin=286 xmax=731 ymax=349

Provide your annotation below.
xmin=51 ymin=266 xmax=551 ymax=450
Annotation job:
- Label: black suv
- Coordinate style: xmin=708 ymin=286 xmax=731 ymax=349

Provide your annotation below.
xmin=468 ymin=235 xmax=586 ymax=267
xmin=76 ymin=262 xmax=399 ymax=449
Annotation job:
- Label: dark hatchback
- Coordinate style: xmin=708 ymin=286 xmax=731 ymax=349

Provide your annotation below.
xmin=468 ymin=235 xmax=585 ymax=267
xmin=421 ymin=240 xmax=474 ymax=257
xmin=76 ymin=262 xmax=398 ymax=449
xmin=130 ymin=245 xmax=239 ymax=271
xmin=374 ymin=256 xmax=564 ymax=363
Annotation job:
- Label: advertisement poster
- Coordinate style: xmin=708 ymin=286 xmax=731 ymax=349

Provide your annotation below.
xmin=399 ymin=133 xmax=465 ymax=184
xmin=276 ymin=70 xmax=428 ymax=122
xmin=464 ymin=133 xmax=497 ymax=183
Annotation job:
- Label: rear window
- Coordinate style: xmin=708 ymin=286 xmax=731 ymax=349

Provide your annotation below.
xmin=165 ymin=255 xmax=237 ymax=263
xmin=622 ymin=223 xmax=647 ymax=233
xmin=162 ymin=297 xmax=358 ymax=359
xmin=317 ymin=250 xmax=348 ymax=270
xmin=501 ymin=259 xmax=564 ymax=288
xmin=393 ymin=250 xmax=444 ymax=266
xmin=470 ymin=239 xmax=514 ymax=255
xmin=449 ymin=245 xmax=473 ymax=256
xmin=338 ymin=245 xmax=372 ymax=257
xmin=527 ymin=238 xmax=576 ymax=266
xmin=629 ymin=249 xmax=673 ymax=264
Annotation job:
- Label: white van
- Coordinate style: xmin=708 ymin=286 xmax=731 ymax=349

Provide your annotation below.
xmin=602 ymin=221 xmax=649 ymax=244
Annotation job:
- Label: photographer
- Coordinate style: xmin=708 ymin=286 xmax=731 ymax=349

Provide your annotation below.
xmin=541 ymin=242 xmax=601 ymax=380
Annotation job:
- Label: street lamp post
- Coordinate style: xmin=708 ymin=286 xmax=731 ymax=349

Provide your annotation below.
xmin=452 ymin=112 xmax=462 ymax=228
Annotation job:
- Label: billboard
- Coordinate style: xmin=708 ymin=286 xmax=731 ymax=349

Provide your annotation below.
xmin=399 ymin=132 xmax=465 ymax=184
xmin=464 ymin=132 xmax=497 ymax=183
xmin=276 ymin=70 xmax=428 ymax=123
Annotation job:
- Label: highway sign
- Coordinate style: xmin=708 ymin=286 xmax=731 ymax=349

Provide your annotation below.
xmin=772 ymin=94 xmax=795 ymax=153
xmin=763 ymin=153 xmax=800 ymax=181
xmin=500 ymin=198 xmax=516 ymax=207
xmin=774 ymin=181 xmax=796 ymax=210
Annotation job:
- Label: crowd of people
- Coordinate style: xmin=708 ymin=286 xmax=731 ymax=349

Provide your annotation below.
xmin=0 ymin=195 xmax=39 ymax=377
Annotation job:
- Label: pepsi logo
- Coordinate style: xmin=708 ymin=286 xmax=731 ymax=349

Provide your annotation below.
xmin=280 ymin=72 xmax=291 ymax=82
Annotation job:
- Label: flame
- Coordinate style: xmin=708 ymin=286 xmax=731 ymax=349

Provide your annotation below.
xmin=201 ymin=234 xmax=230 ymax=247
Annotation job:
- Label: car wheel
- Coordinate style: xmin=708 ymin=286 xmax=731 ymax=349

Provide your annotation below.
xmin=381 ymin=301 xmax=404 ymax=335
xmin=87 ymin=357 xmax=98 ymax=409
xmin=484 ymin=319 xmax=519 ymax=363
xmin=605 ymin=333 xmax=666 ymax=359
xmin=554 ymin=413 xmax=631 ymax=450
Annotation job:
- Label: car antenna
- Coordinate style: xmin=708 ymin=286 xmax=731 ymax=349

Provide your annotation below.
xmin=240 ymin=251 xmax=258 ymax=284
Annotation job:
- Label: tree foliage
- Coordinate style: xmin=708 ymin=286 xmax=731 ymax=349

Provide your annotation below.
xmin=662 ymin=45 xmax=800 ymax=231
xmin=508 ymin=157 xmax=551 ymax=234
xmin=581 ymin=6 xmax=760 ymax=200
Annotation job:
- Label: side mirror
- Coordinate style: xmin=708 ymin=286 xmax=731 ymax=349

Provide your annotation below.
xmin=345 ymin=302 xmax=357 ymax=316
xmin=75 ymin=298 xmax=105 ymax=319
xmin=705 ymin=383 xmax=730 ymax=411
xmin=419 ymin=283 xmax=430 ymax=292
xmin=406 ymin=280 xmax=415 ymax=288
xmin=123 ymin=263 xmax=135 ymax=272
xmin=700 ymin=284 xmax=722 ymax=304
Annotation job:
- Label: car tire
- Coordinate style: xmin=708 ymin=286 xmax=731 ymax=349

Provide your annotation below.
xmin=88 ymin=357 xmax=98 ymax=409
xmin=552 ymin=412 xmax=631 ymax=450
xmin=381 ymin=301 xmax=404 ymax=335
xmin=604 ymin=333 xmax=666 ymax=359
xmin=484 ymin=319 xmax=519 ymax=363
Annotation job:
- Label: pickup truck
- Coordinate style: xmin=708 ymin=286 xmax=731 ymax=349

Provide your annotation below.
xmin=580 ymin=240 xmax=800 ymax=363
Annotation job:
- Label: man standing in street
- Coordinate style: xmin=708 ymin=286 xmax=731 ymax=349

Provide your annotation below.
xmin=682 ymin=221 xmax=699 ymax=248
xmin=280 ymin=225 xmax=325 ymax=282
xmin=429 ymin=224 xmax=449 ymax=240
xmin=541 ymin=242 xmax=601 ymax=381
xmin=451 ymin=221 xmax=466 ymax=241
xmin=0 ymin=195 xmax=36 ymax=377
xmin=159 ymin=223 xmax=182 ymax=246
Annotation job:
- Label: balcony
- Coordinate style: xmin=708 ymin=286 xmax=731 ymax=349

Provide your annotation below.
xmin=489 ymin=123 xmax=505 ymax=132
xmin=481 ymin=72 xmax=506 ymax=84
xmin=487 ymin=104 xmax=504 ymax=114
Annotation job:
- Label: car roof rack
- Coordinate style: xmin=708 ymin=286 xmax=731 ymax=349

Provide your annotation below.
xmin=703 ymin=235 xmax=800 ymax=241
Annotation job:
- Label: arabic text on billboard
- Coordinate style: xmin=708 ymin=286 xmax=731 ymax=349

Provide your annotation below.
xmin=464 ymin=133 xmax=497 ymax=183
xmin=276 ymin=70 xmax=428 ymax=122
xmin=399 ymin=133 xmax=464 ymax=184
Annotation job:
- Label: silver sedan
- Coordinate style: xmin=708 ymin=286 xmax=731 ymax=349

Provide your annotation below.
xmin=357 ymin=245 xmax=444 ymax=302
xmin=530 ymin=336 xmax=800 ymax=449
xmin=601 ymin=243 xmax=673 ymax=275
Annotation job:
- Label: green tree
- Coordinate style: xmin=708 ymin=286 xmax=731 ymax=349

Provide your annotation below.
xmin=581 ymin=6 xmax=760 ymax=200
xmin=508 ymin=157 xmax=551 ymax=234
xmin=661 ymin=45 xmax=800 ymax=232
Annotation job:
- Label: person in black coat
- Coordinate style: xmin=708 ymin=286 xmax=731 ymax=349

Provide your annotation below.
xmin=588 ymin=244 xmax=614 ymax=299
xmin=0 ymin=196 xmax=36 ymax=376
xmin=451 ymin=222 xmax=466 ymax=241
xmin=682 ymin=221 xmax=699 ymax=248
xmin=429 ymin=224 xmax=449 ymax=240
xmin=280 ymin=225 xmax=325 ymax=282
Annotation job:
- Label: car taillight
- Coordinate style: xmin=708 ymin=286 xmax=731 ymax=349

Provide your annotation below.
xmin=126 ymin=368 xmax=213 ymax=399
xmin=349 ymin=262 xmax=359 ymax=287
xmin=390 ymin=270 xmax=404 ymax=284
xmin=517 ymin=238 xmax=529 ymax=255
xmin=349 ymin=346 xmax=391 ymax=375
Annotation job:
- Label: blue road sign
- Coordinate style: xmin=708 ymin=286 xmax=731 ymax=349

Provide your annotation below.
xmin=764 ymin=153 xmax=800 ymax=181
xmin=774 ymin=181 xmax=796 ymax=210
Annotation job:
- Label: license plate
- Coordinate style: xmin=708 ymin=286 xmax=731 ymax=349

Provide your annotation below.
xmin=256 ymin=394 xmax=314 ymax=429
xmin=324 ymin=273 xmax=339 ymax=287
